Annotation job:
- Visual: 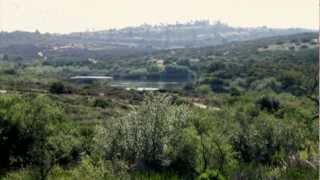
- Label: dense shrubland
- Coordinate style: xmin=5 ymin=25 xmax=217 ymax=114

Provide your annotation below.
xmin=0 ymin=91 xmax=317 ymax=179
xmin=0 ymin=33 xmax=318 ymax=179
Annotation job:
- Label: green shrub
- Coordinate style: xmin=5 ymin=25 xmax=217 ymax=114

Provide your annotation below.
xmin=196 ymin=85 xmax=212 ymax=95
xmin=0 ymin=95 xmax=81 ymax=179
xmin=197 ymin=169 xmax=225 ymax=180
xmin=49 ymin=82 xmax=67 ymax=94
xmin=105 ymin=94 xmax=190 ymax=169
xmin=131 ymin=171 xmax=179 ymax=180
xmin=3 ymin=169 xmax=35 ymax=180
xmin=94 ymin=99 xmax=113 ymax=108
xmin=48 ymin=156 xmax=117 ymax=180
xmin=256 ymin=96 xmax=280 ymax=112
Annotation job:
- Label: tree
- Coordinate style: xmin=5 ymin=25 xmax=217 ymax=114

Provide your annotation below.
xmin=105 ymin=94 xmax=189 ymax=169
xmin=162 ymin=65 xmax=194 ymax=80
xmin=0 ymin=95 xmax=80 ymax=180
xmin=256 ymin=96 xmax=280 ymax=112
xmin=49 ymin=82 xmax=67 ymax=94
xmin=210 ymin=78 xmax=227 ymax=93
xmin=190 ymin=109 xmax=237 ymax=176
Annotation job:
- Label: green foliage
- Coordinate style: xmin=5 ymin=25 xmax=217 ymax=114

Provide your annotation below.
xmin=195 ymin=84 xmax=212 ymax=96
xmin=210 ymin=78 xmax=227 ymax=93
xmin=48 ymin=156 xmax=117 ymax=180
xmin=105 ymin=94 xmax=190 ymax=169
xmin=190 ymin=109 xmax=238 ymax=176
xmin=280 ymin=166 xmax=318 ymax=180
xmin=147 ymin=64 xmax=163 ymax=73
xmin=0 ymin=33 xmax=318 ymax=179
xmin=256 ymin=95 xmax=280 ymax=112
xmin=128 ymin=68 xmax=148 ymax=77
xmin=130 ymin=171 xmax=179 ymax=180
xmin=197 ymin=169 xmax=225 ymax=180
xmin=49 ymin=82 xmax=67 ymax=94
xmin=169 ymin=127 xmax=201 ymax=177
xmin=231 ymin=94 xmax=311 ymax=166
xmin=0 ymin=95 xmax=81 ymax=180
xmin=93 ymin=98 xmax=113 ymax=108
xmin=162 ymin=64 xmax=194 ymax=80
xmin=3 ymin=169 xmax=34 ymax=180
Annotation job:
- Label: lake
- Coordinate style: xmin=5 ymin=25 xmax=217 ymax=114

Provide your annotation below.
xmin=70 ymin=76 xmax=113 ymax=80
xmin=109 ymin=80 xmax=188 ymax=90
xmin=70 ymin=76 xmax=189 ymax=90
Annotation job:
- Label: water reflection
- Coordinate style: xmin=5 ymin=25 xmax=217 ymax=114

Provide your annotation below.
xmin=70 ymin=76 xmax=189 ymax=90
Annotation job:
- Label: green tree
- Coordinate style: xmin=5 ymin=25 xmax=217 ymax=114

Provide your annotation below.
xmin=106 ymin=94 xmax=189 ymax=169
xmin=0 ymin=95 xmax=80 ymax=180
xmin=49 ymin=82 xmax=67 ymax=94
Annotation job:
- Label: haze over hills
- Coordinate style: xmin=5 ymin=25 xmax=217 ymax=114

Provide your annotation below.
xmin=0 ymin=21 xmax=311 ymax=53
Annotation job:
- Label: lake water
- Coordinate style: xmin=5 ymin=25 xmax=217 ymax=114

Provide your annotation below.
xmin=70 ymin=76 xmax=189 ymax=90
xmin=70 ymin=76 xmax=113 ymax=80
xmin=109 ymin=80 xmax=188 ymax=90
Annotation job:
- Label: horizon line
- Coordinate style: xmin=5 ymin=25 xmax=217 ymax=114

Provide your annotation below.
xmin=0 ymin=20 xmax=316 ymax=35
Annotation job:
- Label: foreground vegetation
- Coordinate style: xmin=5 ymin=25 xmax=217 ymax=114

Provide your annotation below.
xmin=0 ymin=33 xmax=318 ymax=179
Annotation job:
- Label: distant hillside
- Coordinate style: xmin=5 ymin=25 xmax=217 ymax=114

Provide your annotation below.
xmin=0 ymin=21 xmax=310 ymax=51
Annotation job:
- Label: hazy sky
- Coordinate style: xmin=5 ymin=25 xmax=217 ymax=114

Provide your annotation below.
xmin=0 ymin=0 xmax=318 ymax=33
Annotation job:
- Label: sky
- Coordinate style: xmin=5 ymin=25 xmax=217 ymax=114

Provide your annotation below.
xmin=0 ymin=0 xmax=318 ymax=33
